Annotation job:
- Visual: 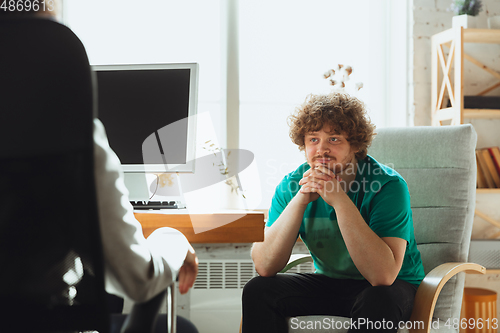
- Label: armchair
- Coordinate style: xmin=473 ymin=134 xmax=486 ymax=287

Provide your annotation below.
xmin=283 ymin=125 xmax=484 ymax=333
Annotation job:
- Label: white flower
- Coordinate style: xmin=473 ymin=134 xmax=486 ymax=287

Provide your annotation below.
xmin=324 ymin=64 xmax=362 ymax=93
xmin=323 ymin=69 xmax=335 ymax=79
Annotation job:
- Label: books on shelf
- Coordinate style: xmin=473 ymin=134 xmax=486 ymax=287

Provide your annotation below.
xmin=476 ymin=147 xmax=500 ymax=189
xmin=489 ymin=147 xmax=500 ymax=176
xmin=477 ymin=155 xmax=488 ymax=188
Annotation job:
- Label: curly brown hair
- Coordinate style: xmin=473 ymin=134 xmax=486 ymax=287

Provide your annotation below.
xmin=288 ymin=92 xmax=376 ymax=160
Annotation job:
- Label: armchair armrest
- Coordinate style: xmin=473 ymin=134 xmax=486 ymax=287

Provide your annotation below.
xmin=280 ymin=254 xmax=314 ymax=273
xmin=409 ymin=262 xmax=485 ymax=333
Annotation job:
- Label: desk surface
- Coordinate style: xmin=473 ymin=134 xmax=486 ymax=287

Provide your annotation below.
xmin=134 ymin=210 xmax=265 ymax=243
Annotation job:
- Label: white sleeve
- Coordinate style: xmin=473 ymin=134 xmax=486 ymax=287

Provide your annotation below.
xmin=93 ymin=119 xmax=189 ymax=303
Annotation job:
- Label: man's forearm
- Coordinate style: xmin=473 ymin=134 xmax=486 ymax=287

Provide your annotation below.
xmin=333 ymin=194 xmax=403 ymax=286
xmin=251 ymin=196 xmax=307 ymax=277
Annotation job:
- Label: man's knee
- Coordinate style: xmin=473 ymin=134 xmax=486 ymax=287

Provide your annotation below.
xmin=352 ymin=285 xmax=403 ymax=320
xmin=358 ymin=285 xmax=399 ymax=306
xmin=242 ymin=275 xmax=274 ymax=303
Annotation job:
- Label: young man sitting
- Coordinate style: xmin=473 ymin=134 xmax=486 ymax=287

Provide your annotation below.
xmin=242 ymin=92 xmax=425 ymax=333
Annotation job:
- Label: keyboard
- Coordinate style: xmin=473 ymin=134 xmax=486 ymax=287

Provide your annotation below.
xmin=130 ymin=201 xmax=181 ymax=210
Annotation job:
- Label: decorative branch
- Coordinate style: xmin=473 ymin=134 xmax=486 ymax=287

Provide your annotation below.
xmin=202 ymin=140 xmax=246 ymax=198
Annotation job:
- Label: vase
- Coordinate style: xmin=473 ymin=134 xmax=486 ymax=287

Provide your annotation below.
xmin=452 ymin=14 xmax=477 ymax=29
xmin=487 ymin=16 xmax=500 ymax=29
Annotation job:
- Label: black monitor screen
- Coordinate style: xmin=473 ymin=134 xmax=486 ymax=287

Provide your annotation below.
xmin=95 ymin=65 xmax=194 ymax=168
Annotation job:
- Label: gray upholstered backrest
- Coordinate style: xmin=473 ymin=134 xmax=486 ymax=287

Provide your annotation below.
xmin=368 ymin=124 xmax=477 ymax=323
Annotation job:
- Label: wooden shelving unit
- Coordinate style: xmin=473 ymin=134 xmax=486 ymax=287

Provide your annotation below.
xmin=431 ymin=27 xmax=500 ymax=125
xmin=431 ymin=27 xmax=500 ymax=234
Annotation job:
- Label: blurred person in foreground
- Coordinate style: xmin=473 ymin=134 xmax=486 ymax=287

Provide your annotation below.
xmin=0 ymin=3 xmax=198 ymax=332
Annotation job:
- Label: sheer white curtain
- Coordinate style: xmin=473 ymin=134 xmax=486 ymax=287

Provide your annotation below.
xmin=62 ymin=0 xmax=408 ymax=209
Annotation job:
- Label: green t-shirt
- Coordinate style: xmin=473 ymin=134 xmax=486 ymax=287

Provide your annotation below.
xmin=267 ymin=155 xmax=425 ymax=286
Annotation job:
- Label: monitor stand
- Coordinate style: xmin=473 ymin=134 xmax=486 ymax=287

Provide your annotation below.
xmin=124 ymin=172 xmax=185 ymax=206
xmin=123 ymin=173 xmax=151 ymax=201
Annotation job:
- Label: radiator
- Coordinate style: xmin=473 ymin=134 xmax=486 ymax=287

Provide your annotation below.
xmin=469 ymin=240 xmax=500 ymax=269
xmin=190 ymin=258 xmax=314 ymax=333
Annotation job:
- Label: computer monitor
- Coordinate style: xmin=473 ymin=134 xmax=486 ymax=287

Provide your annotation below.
xmin=93 ymin=63 xmax=198 ymax=173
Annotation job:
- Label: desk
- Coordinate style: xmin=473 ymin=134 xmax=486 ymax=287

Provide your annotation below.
xmin=134 ymin=210 xmax=265 ymax=243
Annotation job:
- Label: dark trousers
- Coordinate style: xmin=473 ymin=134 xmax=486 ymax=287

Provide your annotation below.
xmin=110 ymin=314 xmax=199 ymax=333
xmin=107 ymin=293 xmax=199 ymax=333
xmin=242 ymin=273 xmax=417 ymax=333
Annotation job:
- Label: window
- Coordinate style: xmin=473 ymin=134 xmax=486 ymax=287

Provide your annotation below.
xmin=63 ymin=0 xmax=222 ymax=132
xmin=63 ymin=0 xmax=408 ymax=209
xmin=238 ymin=0 xmax=408 ymax=207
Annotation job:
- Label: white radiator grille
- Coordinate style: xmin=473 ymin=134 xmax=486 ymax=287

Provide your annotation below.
xmin=190 ymin=258 xmax=315 ymax=333
xmin=193 ymin=259 xmax=314 ymax=290
xmin=469 ymin=240 xmax=500 ymax=269
xmin=284 ymin=261 xmax=315 ymax=274
xmin=194 ymin=260 xmax=258 ymax=290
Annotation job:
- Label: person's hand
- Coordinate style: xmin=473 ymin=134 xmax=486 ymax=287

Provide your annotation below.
xmin=299 ymin=165 xmax=344 ymax=206
xmin=178 ymin=244 xmax=198 ymax=294
xmin=296 ymin=167 xmax=330 ymax=205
